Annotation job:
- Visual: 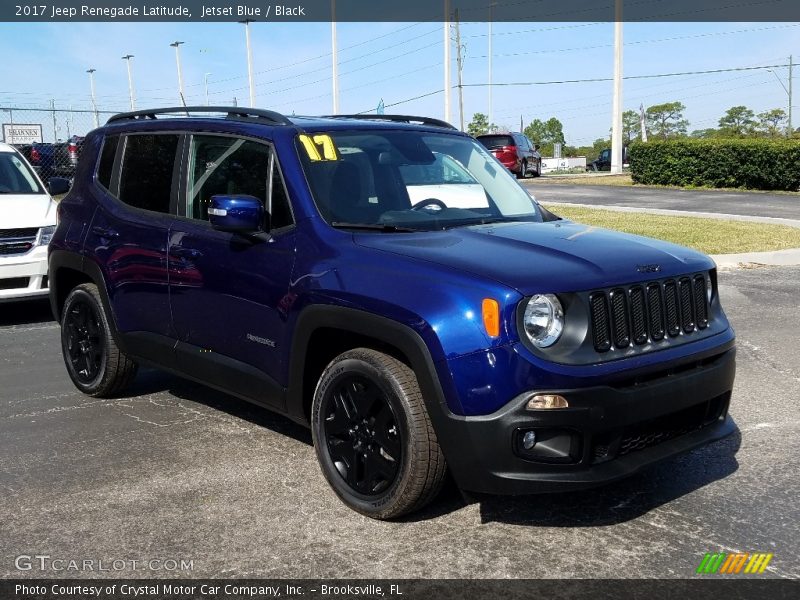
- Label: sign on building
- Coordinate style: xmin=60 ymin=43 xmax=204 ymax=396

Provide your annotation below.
xmin=2 ymin=124 xmax=43 ymax=144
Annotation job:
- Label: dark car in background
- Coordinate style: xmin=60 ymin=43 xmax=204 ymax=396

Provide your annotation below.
xmin=476 ymin=132 xmax=541 ymax=178
xmin=15 ymin=135 xmax=83 ymax=182
xmin=588 ymin=146 xmax=629 ymax=171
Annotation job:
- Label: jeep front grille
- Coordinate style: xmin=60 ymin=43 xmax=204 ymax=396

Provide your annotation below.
xmin=589 ymin=273 xmax=711 ymax=353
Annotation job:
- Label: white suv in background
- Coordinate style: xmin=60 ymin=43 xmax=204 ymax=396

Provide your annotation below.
xmin=0 ymin=142 xmax=69 ymax=302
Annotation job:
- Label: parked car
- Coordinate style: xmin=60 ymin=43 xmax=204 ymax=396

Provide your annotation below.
xmin=587 ymin=146 xmax=629 ymax=171
xmin=0 ymin=142 xmax=69 ymax=302
xmin=15 ymin=139 xmax=81 ymax=181
xmin=476 ymin=132 xmax=541 ymax=178
xmin=50 ymin=108 xmax=735 ymax=520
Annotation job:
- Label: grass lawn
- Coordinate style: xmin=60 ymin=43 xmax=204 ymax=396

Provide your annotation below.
xmin=543 ymin=204 xmax=800 ymax=255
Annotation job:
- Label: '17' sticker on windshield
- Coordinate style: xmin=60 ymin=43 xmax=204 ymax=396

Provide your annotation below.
xmin=298 ymin=134 xmax=340 ymax=162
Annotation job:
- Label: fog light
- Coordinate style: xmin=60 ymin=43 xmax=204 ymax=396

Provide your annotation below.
xmin=522 ymin=431 xmax=537 ymax=450
xmin=526 ymin=394 xmax=569 ymax=410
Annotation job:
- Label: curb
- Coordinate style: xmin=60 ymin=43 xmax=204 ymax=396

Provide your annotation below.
xmin=711 ymin=248 xmax=800 ymax=269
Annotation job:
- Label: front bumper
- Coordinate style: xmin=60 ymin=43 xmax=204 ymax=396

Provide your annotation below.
xmin=0 ymin=245 xmax=49 ymax=302
xmin=436 ymin=347 xmax=736 ymax=495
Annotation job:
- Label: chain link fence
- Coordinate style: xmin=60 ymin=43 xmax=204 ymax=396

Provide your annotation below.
xmin=1 ymin=106 xmax=116 ymax=182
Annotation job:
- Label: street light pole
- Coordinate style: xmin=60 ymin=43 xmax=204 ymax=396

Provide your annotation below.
xmin=610 ymin=1 xmax=624 ymax=174
xmin=170 ymin=41 xmax=186 ymax=106
xmin=240 ymin=20 xmax=256 ymax=107
xmin=122 ymin=54 xmax=136 ymax=111
xmin=443 ymin=0 xmax=451 ymax=124
xmin=86 ymin=68 xmax=99 ymax=128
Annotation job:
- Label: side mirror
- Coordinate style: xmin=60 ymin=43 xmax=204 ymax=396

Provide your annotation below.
xmin=208 ymin=195 xmax=265 ymax=233
xmin=47 ymin=177 xmax=71 ymax=196
xmin=534 ymin=144 xmax=540 ymax=151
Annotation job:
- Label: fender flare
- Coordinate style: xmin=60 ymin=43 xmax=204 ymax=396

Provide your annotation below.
xmin=286 ymin=305 xmax=454 ymax=426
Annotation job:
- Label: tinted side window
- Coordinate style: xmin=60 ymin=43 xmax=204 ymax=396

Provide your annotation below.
xmin=270 ymin=158 xmax=293 ymax=230
xmin=118 ymin=134 xmax=179 ymax=213
xmin=188 ymin=136 xmax=269 ymax=221
xmin=97 ymin=135 xmax=119 ymax=189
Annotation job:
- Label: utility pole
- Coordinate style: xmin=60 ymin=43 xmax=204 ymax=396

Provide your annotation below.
xmin=331 ymin=0 xmax=339 ymax=114
xmin=86 ymin=68 xmax=99 ymax=128
xmin=488 ymin=2 xmax=497 ymax=130
xmin=789 ymin=54 xmax=793 ymax=137
xmin=443 ymin=0 xmax=451 ymax=124
xmin=204 ymin=73 xmax=212 ymax=106
xmin=610 ymin=1 xmax=624 ymax=174
xmin=51 ymin=99 xmax=58 ymax=142
xmin=454 ymin=9 xmax=465 ymax=132
xmin=170 ymin=41 xmax=186 ymax=106
xmin=240 ymin=21 xmax=256 ymax=107
xmin=122 ymin=54 xmax=136 ymax=111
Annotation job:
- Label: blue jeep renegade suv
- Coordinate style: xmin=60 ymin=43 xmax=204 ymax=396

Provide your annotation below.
xmin=49 ymin=107 xmax=736 ymax=519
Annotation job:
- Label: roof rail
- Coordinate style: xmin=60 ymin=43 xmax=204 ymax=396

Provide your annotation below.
xmin=323 ymin=114 xmax=458 ymax=130
xmin=106 ymin=106 xmax=293 ymax=126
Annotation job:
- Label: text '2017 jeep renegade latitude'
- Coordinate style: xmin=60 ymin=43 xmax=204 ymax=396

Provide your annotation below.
xmin=50 ymin=108 xmax=736 ymax=519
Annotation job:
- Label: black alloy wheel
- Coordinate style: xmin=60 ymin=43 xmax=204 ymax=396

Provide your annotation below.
xmin=63 ymin=296 xmax=105 ymax=385
xmin=60 ymin=283 xmax=138 ymax=396
xmin=311 ymin=348 xmax=447 ymax=519
xmin=322 ymin=374 xmax=402 ymax=495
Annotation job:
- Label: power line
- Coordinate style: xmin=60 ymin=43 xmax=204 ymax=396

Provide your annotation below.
xmin=460 ymin=63 xmax=797 ymax=88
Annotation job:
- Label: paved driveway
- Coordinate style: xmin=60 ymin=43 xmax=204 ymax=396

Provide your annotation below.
xmin=1 ymin=266 xmax=799 ymax=579
xmin=525 ymin=182 xmax=800 ymax=221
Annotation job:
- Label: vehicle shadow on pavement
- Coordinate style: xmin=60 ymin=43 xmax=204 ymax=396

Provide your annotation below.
xmin=117 ymin=369 xmax=741 ymax=526
xmin=124 ymin=367 xmax=313 ymax=445
xmin=0 ymin=299 xmax=54 ymax=327
xmin=471 ymin=428 xmax=741 ymax=527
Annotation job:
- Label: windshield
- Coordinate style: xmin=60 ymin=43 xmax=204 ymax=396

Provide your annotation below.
xmin=296 ymin=130 xmax=541 ymax=231
xmin=0 ymin=152 xmax=44 ymax=194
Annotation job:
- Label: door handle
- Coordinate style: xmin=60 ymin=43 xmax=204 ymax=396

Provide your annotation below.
xmin=170 ymin=247 xmax=203 ymax=259
xmin=91 ymin=226 xmax=119 ymax=239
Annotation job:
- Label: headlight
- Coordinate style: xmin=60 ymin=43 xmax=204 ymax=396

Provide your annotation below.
xmin=522 ymin=294 xmax=564 ymax=348
xmin=37 ymin=225 xmax=56 ymax=246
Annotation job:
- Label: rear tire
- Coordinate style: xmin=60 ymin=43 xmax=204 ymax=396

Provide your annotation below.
xmin=60 ymin=283 xmax=138 ymax=397
xmin=517 ymin=160 xmax=528 ymax=179
xmin=311 ymin=348 xmax=447 ymax=519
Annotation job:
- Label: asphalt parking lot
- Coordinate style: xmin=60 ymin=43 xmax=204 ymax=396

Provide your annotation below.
xmin=1 ymin=263 xmax=798 ymax=580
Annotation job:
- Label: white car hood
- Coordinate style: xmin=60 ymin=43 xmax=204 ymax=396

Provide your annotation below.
xmin=0 ymin=194 xmax=57 ymax=228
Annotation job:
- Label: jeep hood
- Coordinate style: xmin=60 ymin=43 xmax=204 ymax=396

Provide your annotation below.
xmin=0 ymin=194 xmax=57 ymax=228
xmin=355 ymin=220 xmax=714 ymax=295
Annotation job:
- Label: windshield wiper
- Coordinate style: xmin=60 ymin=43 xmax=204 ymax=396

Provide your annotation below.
xmin=331 ymin=222 xmax=418 ymax=233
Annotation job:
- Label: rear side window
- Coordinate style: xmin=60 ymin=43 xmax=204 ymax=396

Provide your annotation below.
xmin=118 ymin=134 xmax=179 ymax=214
xmin=477 ymin=135 xmax=514 ymax=149
xmin=96 ymin=135 xmax=119 ymax=189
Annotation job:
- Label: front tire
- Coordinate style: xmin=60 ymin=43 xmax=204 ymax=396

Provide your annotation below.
xmin=311 ymin=348 xmax=447 ymax=519
xmin=60 ymin=283 xmax=138 ymax=397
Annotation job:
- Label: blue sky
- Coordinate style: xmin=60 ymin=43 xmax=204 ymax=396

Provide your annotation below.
xmin=0 ymin=20 xmax=797 ymax=145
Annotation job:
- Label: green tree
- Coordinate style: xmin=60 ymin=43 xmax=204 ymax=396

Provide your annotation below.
xmin=524 ymin=117 xmax=565 ymax=156
xmin=622 ymin=110 xmax=641 ymax=144
xmin=718 ymin=106 xmax=756 ymax=137
xmin=690 ymin=128 xmax=720 ymax=139
xmin=467 ymin=112 xmax=495 ymax=137
xmin=755 ymin=108 xmax=787 ymax=138
xmin=646 ymin=102 xmax=689 ymax=139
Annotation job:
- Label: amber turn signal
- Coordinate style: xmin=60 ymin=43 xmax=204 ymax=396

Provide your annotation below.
xmin=482 ymin=298 xmax=500 ymax=337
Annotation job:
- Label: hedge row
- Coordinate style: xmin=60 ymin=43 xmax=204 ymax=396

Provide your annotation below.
xmin=628 ymin=139 xmax=800 ymax=191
